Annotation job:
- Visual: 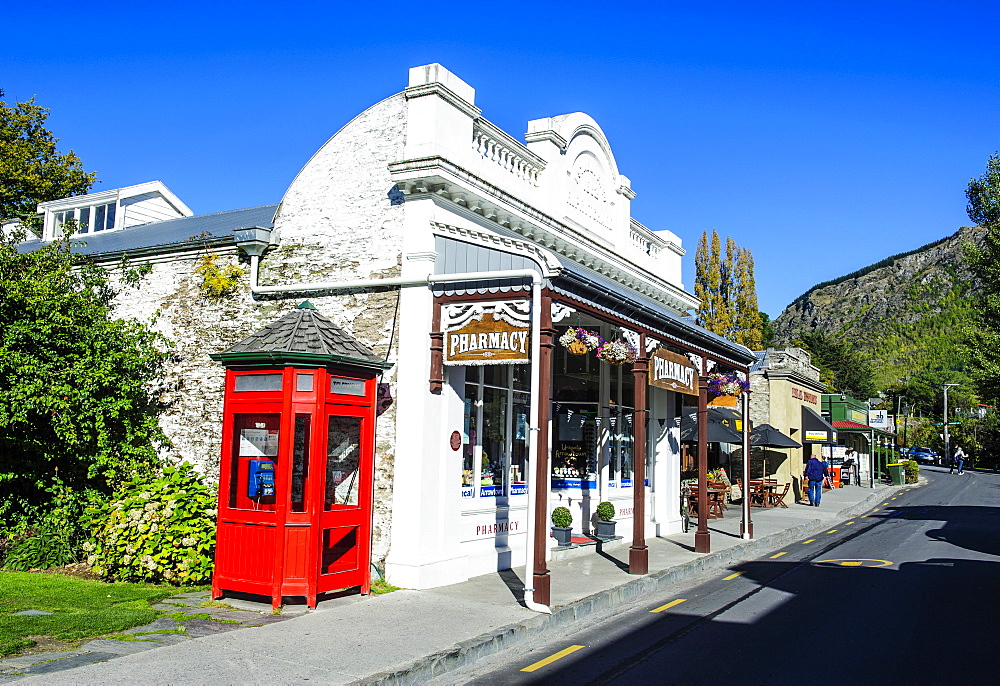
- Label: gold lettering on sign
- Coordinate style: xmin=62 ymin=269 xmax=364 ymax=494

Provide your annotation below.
xmin=444 ymin=313 xmax=531 ymax=366
xmin=649 ymin=349 xmax=698 ymax=396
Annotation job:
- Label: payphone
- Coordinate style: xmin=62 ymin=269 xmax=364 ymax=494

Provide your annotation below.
xmin=247 ymin=459 xmax=276 ymax=498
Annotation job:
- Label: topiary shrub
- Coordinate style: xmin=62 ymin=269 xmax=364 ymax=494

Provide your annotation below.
xmin=596 ymin=501 xmax=616 ymax=522
xmin=551 ymin=506 xmax=572 ymax=528
xmin=904 ymin=459 xmax=919 ymax=484
xmin=85 ymin=463 xmax=217 ymax=585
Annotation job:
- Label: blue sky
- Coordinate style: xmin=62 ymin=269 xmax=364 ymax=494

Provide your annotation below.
xmin=4 ymin=1 xmax=998 ymax=317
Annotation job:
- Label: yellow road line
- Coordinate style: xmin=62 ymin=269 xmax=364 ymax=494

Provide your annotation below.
xmin=840 ymin=561 xmax=863 ymax=566
xmin=826 ymin=530 xmax=837 ymax=534
xmin=845 ymin=521 xmax=855 ymax=525
xmin=770 ymin=552 xmax=787 ymax=559
xmin=891 ymin=497 xmax=897 ymax=500
xmin=521 ymin=645 xmax=585 ymax=672
xmin=723 ymin=572 xmax=744 ymax=580
xmin=802 ymin=539 xmax=816 ymax=544
xmin=860 ymin=515 xmax=869 ymax=518
xmin=872 ymin=508 xmax=880 ymax=513
xmin=650 ymin=598 xmax=687 ymax=613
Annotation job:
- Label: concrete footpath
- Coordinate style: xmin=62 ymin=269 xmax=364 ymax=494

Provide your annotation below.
xmin=5 ymin=483 xmax=899 ymax=685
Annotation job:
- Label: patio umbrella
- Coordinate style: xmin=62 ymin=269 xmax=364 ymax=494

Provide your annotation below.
xmin=749 ymin=423 xmax=801 ymax=479
xmin=680 ymin=407 xmax=743 ymax=444
xmin=750 ymin=424 xmax=801 ymax=448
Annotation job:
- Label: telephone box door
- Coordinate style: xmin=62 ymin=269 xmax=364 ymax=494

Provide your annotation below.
xmin=315 ymin=404 xmax=374 ymax=595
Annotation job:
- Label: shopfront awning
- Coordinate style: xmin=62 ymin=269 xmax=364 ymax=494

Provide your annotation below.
xmin=802 ymin=406 xmax=838 ymax=444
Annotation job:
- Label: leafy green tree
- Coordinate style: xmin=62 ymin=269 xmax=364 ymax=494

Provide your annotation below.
xmin=0 ymin=226 xmax=169 ymax=517
xmin=759 ymin=311 xmax=776 ymax=348
xmin=695 ymin=230 xmax=729 ymax=335
xmin=963 ymin=152 xmax=1000 ymax=405
xmin=695 ymin=230 xmax=762 ymax=348
xmin=0 ymin=88 xmax=96 ymax=232
xmin=797 ymin=331 xmax=878 ymax=399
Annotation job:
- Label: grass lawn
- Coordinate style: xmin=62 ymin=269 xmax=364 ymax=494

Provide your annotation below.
xmin=0 ymin=571 xmax=176 ymax=657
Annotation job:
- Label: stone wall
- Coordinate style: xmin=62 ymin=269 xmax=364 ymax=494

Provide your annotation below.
xmin=107 ymin=93 xmax=410 ymax=566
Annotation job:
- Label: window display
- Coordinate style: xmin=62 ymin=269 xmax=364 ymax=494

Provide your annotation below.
xmin=461 ymin=365 xmax=529 ymax=498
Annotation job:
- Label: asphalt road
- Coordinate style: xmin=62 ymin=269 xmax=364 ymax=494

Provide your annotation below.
xmin=453 ymin=467 xmax=1000 ymax=686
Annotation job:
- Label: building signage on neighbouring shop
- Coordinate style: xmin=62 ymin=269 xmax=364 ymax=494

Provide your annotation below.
xmin=649 ymin=349 xmax=698 ymax=395
xmin=442 ymin=300 xmax=531 ymax=366
xmin=868 ymin=410 xmax=891 ymax=429
xmin=791 ymin=387 xmax=819 ymax=404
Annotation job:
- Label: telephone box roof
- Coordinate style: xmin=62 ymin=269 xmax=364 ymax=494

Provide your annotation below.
xmin=210 ymin=302 xmax=392 ymax=370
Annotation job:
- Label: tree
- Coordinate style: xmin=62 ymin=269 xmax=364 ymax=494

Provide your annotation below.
xmin=695 ymin=230 xmax=728 ymax=334
xmin=797 ymin=331 xmax=878 ymax=400
xmin=0 ymin=225 xmax=169 ymax=516
xmin=963 ymin=152 xmax=1000 ymax=405
xmin=694 ymin=230 xmax=762 ymax=348
xmin=1 ymin=88 xmax=96 ymax=232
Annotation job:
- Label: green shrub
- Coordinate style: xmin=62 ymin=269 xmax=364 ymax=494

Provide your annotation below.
xmin=551 ymin=506 xmax=572 ymax=528
xmin=85 ymin=463 xmax=217 ymax=585
xmin=596 ymin=501 xmax=616 ymax=522
xmin=1 ymin=482 xmax=101 ymax=570
xmin=904 ymin=460 xmax=919 ymax=484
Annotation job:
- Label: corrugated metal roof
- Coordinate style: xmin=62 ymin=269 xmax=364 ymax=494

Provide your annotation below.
xmin=749 ymin=350 xmax=768 ymax=372
xmin=19 ymin=205 xmax=277 ymax=257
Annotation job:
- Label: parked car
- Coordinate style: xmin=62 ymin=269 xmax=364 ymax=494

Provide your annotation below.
xmin=908 ymin=446 xmax=938 ymax=465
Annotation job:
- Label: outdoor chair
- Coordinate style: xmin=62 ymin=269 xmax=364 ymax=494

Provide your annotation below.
xmin=766 ymin=482 xmax=790 ymax=508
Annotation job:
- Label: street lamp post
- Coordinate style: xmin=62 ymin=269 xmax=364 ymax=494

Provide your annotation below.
xmin=943 ymin=383 xmax=958 ymax=466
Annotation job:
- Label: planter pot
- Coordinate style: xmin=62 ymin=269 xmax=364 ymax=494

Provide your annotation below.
xmin=551 ymin=526 xmax=573 ymax=547
xmin=595 ymin=520 xmax=617 ymax=540
xmin=708 ymin=394 xmax=739 ymax=407
xmin=565 ymin=340 xmax=589 ymax=355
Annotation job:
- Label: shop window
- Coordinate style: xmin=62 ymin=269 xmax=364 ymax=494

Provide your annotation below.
xmin=553 ymin=343 xmax=599 ymax=402
xmin=609 ymin=362 xmax=636 ymax=483
xmin=461 ymin=365 xmax=529 ymax=499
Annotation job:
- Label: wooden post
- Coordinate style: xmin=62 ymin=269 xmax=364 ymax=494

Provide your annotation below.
xmin=629 ymin=333 xmax=649 ymax=575
xmin=428 ymin=301 xmax=444 ymax=393
xmin=532 ymin=294 xmax=555 ymax=605
xmin=695 ymin=374 xmax=711 ymax=553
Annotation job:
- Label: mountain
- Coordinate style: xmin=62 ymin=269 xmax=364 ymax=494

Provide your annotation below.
xmin=771 ymin=225 xmax=986 ymax=387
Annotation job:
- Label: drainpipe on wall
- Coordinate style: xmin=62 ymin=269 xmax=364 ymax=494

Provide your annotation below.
xmin=236 ymin=229 xmax=551 ymax=613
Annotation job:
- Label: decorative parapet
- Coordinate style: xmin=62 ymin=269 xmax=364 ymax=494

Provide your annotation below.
xmin=472 ymin=118 xmax=545 ymax=187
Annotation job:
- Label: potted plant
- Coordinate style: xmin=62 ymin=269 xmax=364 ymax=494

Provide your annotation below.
xmin=550 ymin=506 xmax=574 ymax=547
xmin=595 ymin=339 xmax=638 ymax=365
xmin=595 ymin=501 xmax=617 ymax=539
xmin=559 ymin=327 xmax=601 ymax=355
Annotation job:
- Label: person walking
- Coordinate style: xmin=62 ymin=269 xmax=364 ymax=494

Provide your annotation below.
xmin=951 ymin=445 xmax=966 ymax=475
xmin=804 ymin=454 xmax=829 ymax=506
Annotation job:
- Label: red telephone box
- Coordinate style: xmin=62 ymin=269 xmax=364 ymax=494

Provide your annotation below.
xmin=210 ymin=302 xmax=391 ymax=609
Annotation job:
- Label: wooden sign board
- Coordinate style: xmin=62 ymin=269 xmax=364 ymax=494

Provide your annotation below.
xmin=649 ymin=349 xmax=698 ymax=396
xmin=444 ymin=313 xmax=531 ymax=366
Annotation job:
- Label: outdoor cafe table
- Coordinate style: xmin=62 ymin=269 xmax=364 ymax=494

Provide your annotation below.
xmin=748 ymin=480 xmax=777 ymax=507
xmin=688 ymin=486 xmax=727 ymax=518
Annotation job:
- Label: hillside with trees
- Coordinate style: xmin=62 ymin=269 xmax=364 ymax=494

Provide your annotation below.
xmin=771 ymin=224 xmax=985 ymax=388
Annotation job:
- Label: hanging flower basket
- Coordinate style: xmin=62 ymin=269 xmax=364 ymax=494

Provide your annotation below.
xmin=707 ymin=372 xmax=750 ymax=397
xmin=595 ymin=339 xmax=638 ymax=365
xmin=559 ymin=327 xmax=602 ymax=355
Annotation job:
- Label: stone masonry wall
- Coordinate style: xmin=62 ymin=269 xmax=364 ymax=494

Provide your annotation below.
xmin=109 ymin=93 xmax=409 ymax=567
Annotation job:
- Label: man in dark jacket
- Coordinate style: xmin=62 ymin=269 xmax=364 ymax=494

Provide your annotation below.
xmin=804 ymin=455 xmax=829 ymax=506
